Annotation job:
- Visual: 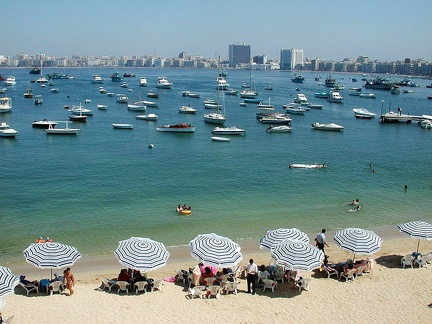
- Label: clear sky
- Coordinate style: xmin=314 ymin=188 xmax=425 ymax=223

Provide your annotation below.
xmin=3 ymin=0 xmax=431 ymax=61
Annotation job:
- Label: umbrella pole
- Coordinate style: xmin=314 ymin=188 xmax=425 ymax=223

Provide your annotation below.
xmin=353 ymin=253 xmax=356 ymax=263
xmin=416 ymin=239 xmax=420 ymax=254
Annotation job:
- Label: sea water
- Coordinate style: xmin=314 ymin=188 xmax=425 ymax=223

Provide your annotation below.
xmin=1 ymin=68 xmax=432 ymax=263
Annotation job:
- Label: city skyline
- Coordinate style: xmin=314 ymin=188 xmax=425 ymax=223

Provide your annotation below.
xmin=2 ymin=0 xmax=431 ymax=61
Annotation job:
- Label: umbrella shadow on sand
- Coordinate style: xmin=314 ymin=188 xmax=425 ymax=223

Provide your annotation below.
xmin=375 ymin=254 xmax=403 ymax=268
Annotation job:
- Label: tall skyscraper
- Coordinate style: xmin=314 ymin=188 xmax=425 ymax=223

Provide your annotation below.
xmin=229 ymin=43 xmax=251 ymax=68
xmin=280 ymin=48 xmax=304 ymax=70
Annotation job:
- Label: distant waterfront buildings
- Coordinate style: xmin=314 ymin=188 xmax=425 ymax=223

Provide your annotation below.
xmin=228 ymin=43 xmax=251 ymax=68
xmin=280 ymin=48 xmax=304 ymax=70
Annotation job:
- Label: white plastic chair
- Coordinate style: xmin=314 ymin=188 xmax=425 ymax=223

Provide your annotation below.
xmin=203 ymin=277 xmax=217 ymax=286
xmin=134 ymin=281 xmax=148 ymax=294
xmin=223 ymin=281 xmax=238 ymax=295
xmin=115 ymin=280 xmax=129 ymax=294
xmin=48 ymin=281 xmax=64 ymax=296
xmin=206 ymin=285 xmax=221 ymax=299
xmin=401 ymin=255 xmax=415 ymax=269
xmin=355 ymin=265 xmax=367 ymax=277
xmin=324 ymin=266 xmax=339 ymax=279
xmin=188 ymin=285 xmax=206 ymax=299
xmin=175 ymin=269 xmax=186 ymax=284
xmin=97 ymin=277 xmax=116 ymax=292
xmin=340 ymin=268 xmax=357 ymax=282
xmin=3 ymin=315 xmax=15 ymax=324
xmin=150 ymin=279 xmax=163 ymax=292
xmin=18 ymin=282 xmax=39 ymax=296
xmin=262 ymin=279 xmax=277 ymax=293
xmin=298 ymin=278 xmax=311 ymax=292
xmin=414 ymin=256 xmax=429 ymax=268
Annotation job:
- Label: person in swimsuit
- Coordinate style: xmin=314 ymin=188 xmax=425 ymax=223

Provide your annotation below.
xmin=63 ymin=267 xmax=75 ymax=296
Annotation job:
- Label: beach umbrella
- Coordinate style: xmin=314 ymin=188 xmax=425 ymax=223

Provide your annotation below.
xmin=0 ymin=266 xmax=19 ymax=305
xmin=23 ymin=242 xmax=82 ymax=278
xmin=397 ymin=221 xmax=432 ymax=253
xmin=271 ymin=240 xmax=324 ymax=271
xmin=333 ymin=228 xmax=382 ymax=261
xmin=260 ymin=228 xmax=309 ymax=251
xmin=189 ymin=233 xmax=242 ymax=268
xmin=114 ymin=237 xmax=170 ymax=272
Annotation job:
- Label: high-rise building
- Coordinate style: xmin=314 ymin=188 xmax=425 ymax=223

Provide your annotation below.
xmin=280 ymin=48 xmax=304 ymax=70
xmin=229 ymin=43 xmax=251 ymax=68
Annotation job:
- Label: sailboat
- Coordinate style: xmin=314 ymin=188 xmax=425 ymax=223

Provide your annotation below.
xmin=240 ymin=66 xmax=258 ymax=98
xmin=127 ymin=88 xmax=146 ymax=111
xmin=204 ymin=57 xmax=226 ymax=125
xmin=35 ymin=60 xmax=48 ymax=83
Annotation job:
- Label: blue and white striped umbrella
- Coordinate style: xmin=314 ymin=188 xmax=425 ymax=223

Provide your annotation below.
xmin=23 ymin=242 xmax=82 ymax=269
xmin=0 ymin=266 xmax=19 ymax=303
xmin=260 ymin=228 xmax=309 ymax=251
xmin=114 ymin=237 xmax=170 ymax=272
xmin=271 ymin=240 xmax=324 ymax=271
xmin=189 ymin=233 xmax=242 ymax=268
xmin=397 ymin=221 xmax=432 ymax=253
xmin=333 ymin=228 xmax=382 ymax=259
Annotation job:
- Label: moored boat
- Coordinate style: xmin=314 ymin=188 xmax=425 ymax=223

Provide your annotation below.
xmin=179 ymin=105 xmax=197 ymax=114
xmin=211 ymin=136 xmax=231 ymax=142
xmin=112 ymin=123 xmax=133 ymax=129
xmin=291 ymin=74 xmax=305 ymax=83
xmin=212 ymin=126 xmax=245 ymax=135
xmin=139 ymin=77 xmax=147 ymax=87
xmin=46 ymin=121 xmax=79 ymax=135
xmin=0 ymin=97 xmax=12 ymax=113
xmin=353 ymin=108 xmax=376 ymax=119
xmin=156 ymin=123 xmax=195 ymax=133
xmin=111 ymin=72 xmax=122 ymax=82
xmin=147 ymin=92 xmax=159 ymax=98
xmin=136 ymin=114 xmax=158 ymax=121
xmin=32 ymin=119 xmax=58 ymax=128
xmin=156 ymin=77 xmax=173 ymax=89
xmin=311 ymin=122 xmax=344 ymax=131
xmin=266 ymin=125 xmax=292 ymax=133
xmin=327 ymin=91 xmax=344 ymax=103
xmin=289 ymin=163 xmax=327 ymax=169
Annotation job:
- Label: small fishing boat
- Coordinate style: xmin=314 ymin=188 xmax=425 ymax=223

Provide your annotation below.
xmin=311 ymin=122 xmax=344 ymax=131
xmin=136 ymin=114 xmax=158 ymax=121
xmin=266 ymin=125 xmax=292 ymax=133
xmin=211 ymin=136 xmax=231 ymax=142
xmin=289 ymin=163 xmax=327 ymax=169
xmin=112 ymin=123 xmax=133 ymax=129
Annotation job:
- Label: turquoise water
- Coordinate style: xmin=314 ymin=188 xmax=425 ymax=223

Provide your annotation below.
xmin=1 ymin=68 xmax=432 ymax=263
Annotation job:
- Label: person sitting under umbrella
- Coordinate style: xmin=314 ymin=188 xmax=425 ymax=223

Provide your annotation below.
xmin=20 ymin=275 xmax=39 ymax=286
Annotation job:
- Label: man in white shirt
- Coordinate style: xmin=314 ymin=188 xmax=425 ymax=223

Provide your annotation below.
xmin=315 ymin=229 xmax=329 ymax=253
xmin=246 ymin=259 xmax=258 ymax=295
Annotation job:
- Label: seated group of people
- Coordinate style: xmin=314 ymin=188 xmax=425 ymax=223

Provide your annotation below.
xmin=324 ymin=256 xmax=371 ymax=277
xmin=187 ymin=263 xmax=235 ymax=287
xmin=117 ymin=268 xmax=147 ymax=286
xmin=35 ymin=236 xmax=53 ymax=243
xmin=176 ymin=204 xmax=192 ymax=213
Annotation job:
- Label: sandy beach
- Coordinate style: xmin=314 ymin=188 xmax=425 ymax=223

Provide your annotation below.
xmin=3 ymin=234 xmax=432 ymax=324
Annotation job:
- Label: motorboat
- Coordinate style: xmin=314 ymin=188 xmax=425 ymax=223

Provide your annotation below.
xmin=156 ymin=123 xmax=195 ymax=133
xmin=147 ymin=92 xmax=159 ymax=98
xmin=289 ymin=163 xmax=327 ymax=169
xmin=4 ymin=76 xmax=16 ymax=86
xmin=182 ymin=91 xmax=200 ymax=98
xmin=211 ymin=136 xmax=231 ymax=142
xmin=120 ymin=82 xmax=129 ymax=88
xmin=333 ymin=83 xmax=345 ymax=90
xmin=324 ymin=75 xmax=336 ymax=88
xmin=291 ymin=74 xmax=305 ymax=83
xmin=112 ymin=123 xmax=134 ymax=129
xmin=36 ymin=75 xmax=48 ymax=83
xmin=142 ymin=100 xmax=158 ymax=107
xmin=29 ymin=67 xmax=41 ymax=75
xmin=314 ymin=91 xmax=330 ymax=99
xmin=264 ymin=85 xmax=273 ymax=90
xmin=293 ymin=93 xmax=308 ymax=104
xmin=107 ymin=92 xmax=114 ymax=97
xmin=24 ymin=85 xmax=33 ymax=98
xmin=111 ymin=72 xmax=122 ymax=82
xmin=84 ymin=99 xmax=91 ymax=104
xmin=116 ymin=94 xmax=129 ymax=103
xmin=240 ymin=90 xmax=258 ymax=99
xmin=0 ymin=97 xmax=12 ymax=113
xmin=311 ymin=122 xmax=344 ymax=131
xmin=353 ymin=108 xmax=376 ymax=119
xmin=179 ymin=105 xmax=197 ymax=114
xmin=225 ymin=89 xmax=238 ymax=96
xmin=46 ymin=122 xmax=79 ymax=135
xmin=215 ymin=75 xmax=229 ymax=90
xmin=34 ymin=95 xmax=43 ymax=105
xmin=136 ymin=113 xmax=158 ymax=121
xmin=69 ymin=104 xmax=93 ymax=115
xmin=420 ymin=119 xmax=432 ymax=129
xmin=203 ymin=112 xmax=226 ymax=125
xmin=156 ymin=77 xmax=173 ymax=89
xmin=327 ymin=91 xmax=343 ymax=103
xmin=308 ymin=103 xmax=323 ymax=109
xmin=266 ymin=125 xmax=292 ymax=133
xmin=139 ymin=77 xmax=147 ymax=87
xmin=212 ymin=126 xmax=245 ymax=135
xmin=239 ymin=103 xmax=247 ymax=107
xmin=364 ymin=76 xmax=393 ymax=90
xmin=99 ymin=87 xmax=107 ymax=94
xmin=123 ymin=72 xmax=135 ymax=78
xmin=359 ymin=93 xmax=376 ymax=99
xmin=32 ymin=119 xmax=58 ymax=128
xmin=127 ymin=102 xmax=146 ymax=111
xmin=51 ymin=88 xmax=59 ymax=93
xmin=390 ymin=85 xmax=401 ymax=94
xmin=0 ymin=125 xmax=18 ymax=138
xmin=97 ymin=104 xmax=108 ymax=110
xmin=285 ymin=106 xmax=306 ymax=115
xmin=260 ymin=115 xmax=292 ymax=124
xmin=91 ymin=75 xmax=104 ymax=84
xmin=68 ymin=114 xmax=87 ymax=122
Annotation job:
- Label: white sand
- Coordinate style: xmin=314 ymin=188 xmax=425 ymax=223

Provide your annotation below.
xmin=3 ymin=236 xmax=432 ymax=323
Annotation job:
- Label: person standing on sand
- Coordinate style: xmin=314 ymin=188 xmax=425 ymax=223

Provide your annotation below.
xmin=64 ymin=267 xmax=75 ymax=296
xmin=246 ymin=259 xmax=258 ymax=295
xmin=315 ymin=229 xmax=329 ymax=253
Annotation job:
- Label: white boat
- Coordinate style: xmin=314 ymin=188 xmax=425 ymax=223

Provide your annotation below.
xmin=257 ymin=98 xmax=274 ymax=110
xmin=182 ymin=91 xmax=200 ymax=98
xmin=204 ymin=59 xmax=226 ymax=125
xmin=107 ymin=92 xmax=115 ymax=97
xmin=46 ymin=121 xmax=79 ymax=135
xmin=211 ymin=136 xmax=231 ymax=142
xmin=239 ymin=103 xmax=247 ymax=107
xmin=327 ymin=91 xmax=344 ymax=103
xmin=97 ymin=104 xmax=108 ymax=110
xmin=359 ymin=93 xmax=376 ymax=99
xmin=266 ymin=125 xmax=292 ymax=133
xmin=0 ymin=125 xmax=18 ymax=137
xmin=4 ymin=76 xmax=16 ymax=86
xmin=212 ymin=126 xmax=245 ymax=135
xmin=0 ymin=97 xmax=12 ymax=113
xmin=120 ymin=82 xmax=129 ymax=88
xmin=156 ymin=123 xmax=195 ymax=133
xmin=240 ymin=89 xmax=258 ymax=99
xmin=179 ymin=105 xmax=197 ymax=114
xmin=34 ymin=95 xmax=43 ymax=105
xmin=308 ymin=103 xmax=323 ymax=109
xmin=293 ymin=93 xmax=308 ymax=104
xmin=311 ymin=122 xmax=344 ymax=131
xmin=116 ymin=94 xmax=129 ymax=103
xmin=91 ymin=75 xmax=104 ymax=84
xmin=260 ymin=115 xmax=292 ymax=124
xmin=99 ymin=87 xmax=107 ymax=94
xmin=139 ymin=77 xmax=148 ymax=87
xmin=285 ymin=106 xmax=306 ymax=115
xmin=349 ymin=88 xmax=362 ymax=96
xmin=51 ymin=88 xmax=59 ymax=93
xmin=84 ymin=99 xmax=91 ymax=103
xmin=215 ymin=75 xmax=230 ymax=90
xmin=420 ymin=119 xmax=432 ymax=129
xmin=142 ymin=100 xmax=158 ymax=107
xmin=69 ymin=103 xmax=93 ymax=115
xmin=156 ymin=77 xmax=173 ymax=89
xmin=353 ymin=108 xmax=376 ymax=119
xmin=36 ymin=76 xmax=48 ymax=83
xmin=127 ymin=103 xmax=146 ymax=111
xmin=289 ymin=163 xmax=327 ymax=169
xmin=136 ymin=114 xmax=158 ymax=121
xmin=32 ymin=119 xmax=58 ymax=128
xmin=112 ymin=123 xmax=134 ymax=129
xmin=225 ymin=89 xmax=238 ymax=96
